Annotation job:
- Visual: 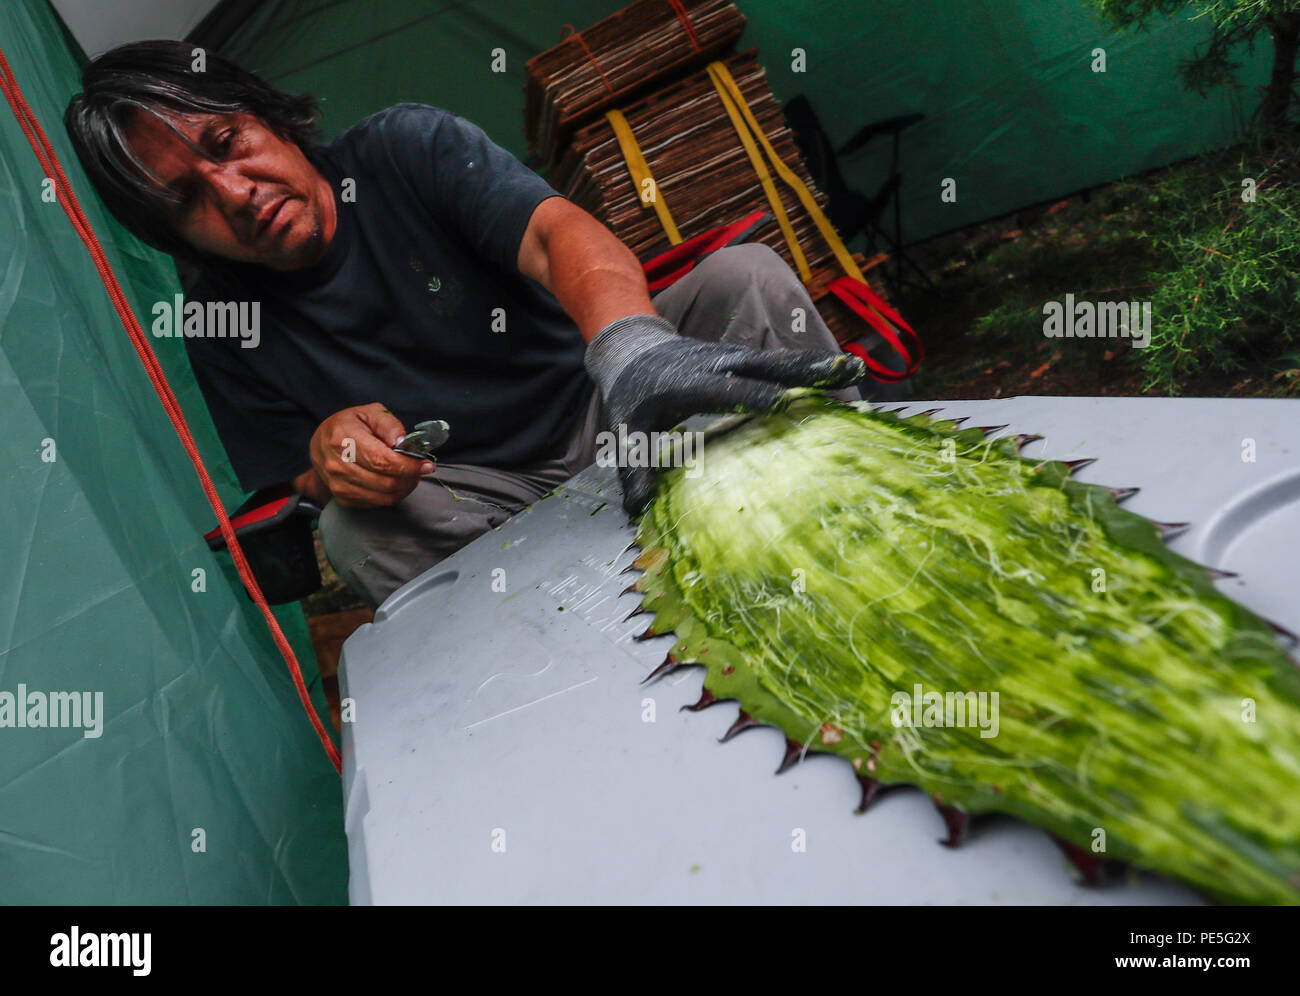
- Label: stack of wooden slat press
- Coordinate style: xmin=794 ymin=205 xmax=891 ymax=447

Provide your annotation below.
xmin=524 ymin=0 xmax=746 ymax=167
xmin=524 ymin=1 xmax=901 ymax=354
xmin=551 ymin=50 xmax=849 ymax=281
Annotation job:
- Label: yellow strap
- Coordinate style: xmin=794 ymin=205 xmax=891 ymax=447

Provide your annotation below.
xmin=604 ymin=109 xmax=682 ymax=245
xmin=705 ymin=62 xmax=810 ymax=281
xmin=706 ymin=61 xmax=865 ymax=285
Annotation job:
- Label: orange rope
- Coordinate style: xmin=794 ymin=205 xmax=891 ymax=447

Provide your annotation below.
xmin=666 ymin=0 xmax=703 ymax=52
xmin=0 ymin=45 xmax=342 ymax=775
xmin=559 ymin=24 xmax=616 ymax=97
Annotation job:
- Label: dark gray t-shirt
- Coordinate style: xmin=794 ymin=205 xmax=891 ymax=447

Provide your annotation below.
xmin=183 ymin=102 xmax=595 ymax=493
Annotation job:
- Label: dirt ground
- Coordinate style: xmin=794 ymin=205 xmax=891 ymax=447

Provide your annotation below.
xmin=894 ymin=189 xmax=1300 ymax=403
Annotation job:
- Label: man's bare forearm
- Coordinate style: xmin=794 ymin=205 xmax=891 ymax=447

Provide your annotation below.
xmin=544 ymin=211 xmax=658 ymax=343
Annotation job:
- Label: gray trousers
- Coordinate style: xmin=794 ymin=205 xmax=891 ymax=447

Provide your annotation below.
xmin=318 ymin=243 xmax=874 ymax=610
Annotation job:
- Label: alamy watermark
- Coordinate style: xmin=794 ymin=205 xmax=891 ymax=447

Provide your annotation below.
xmin=595 ymin=425 xmax=704 ymax=476
xmin=151 ymin=294 xmax=260 ymax=348
xmin=890 ymin=683 xmax=999 ymax=738
xmin=50 ymin=927 xmax=150 ymax=975
xmin=1043 ymin=294 xmax=1151 ymax=349
xmin=0 ymin=685 xmax=103 ymax=738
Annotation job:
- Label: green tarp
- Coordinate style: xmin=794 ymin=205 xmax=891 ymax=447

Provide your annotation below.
xmin=199 ymin=0 xmax=1270 ymax=248
xmin=0 ymin=0 xmax=347 ymax=904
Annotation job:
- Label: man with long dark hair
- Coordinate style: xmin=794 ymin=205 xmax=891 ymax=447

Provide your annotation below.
xmin=66 ymin=40 xmax=867 ymax=609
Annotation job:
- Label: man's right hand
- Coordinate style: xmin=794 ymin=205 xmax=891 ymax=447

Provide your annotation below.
xmin=584 ymin=314 xmax=867 ymax=515
xmin=306 ymin=402 xmax=434 ymax=508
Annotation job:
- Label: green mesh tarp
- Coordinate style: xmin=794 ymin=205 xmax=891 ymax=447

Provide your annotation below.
xmin=197 ymin=0 xmax=1270 ymax=247
xmin=0 ymin=0 xmax=347 ymax=904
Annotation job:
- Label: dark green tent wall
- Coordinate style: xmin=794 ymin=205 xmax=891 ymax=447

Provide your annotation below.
xmin=197 ymin=0 xmax=1269 ymax=249
xmin=0 ymin=0 xmax=347 ymax=904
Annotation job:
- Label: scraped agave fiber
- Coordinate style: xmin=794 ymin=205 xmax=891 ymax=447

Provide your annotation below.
xmin=629 ymin=392 xmax=1300 ymax=904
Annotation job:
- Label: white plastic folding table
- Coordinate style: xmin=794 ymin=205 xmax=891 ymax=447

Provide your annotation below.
xmin=338 ymin=395 xmax=1300 ymax=904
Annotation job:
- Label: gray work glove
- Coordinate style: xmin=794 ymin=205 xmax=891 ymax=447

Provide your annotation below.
xmin=584 ymin=313 xmax=867 ymax=516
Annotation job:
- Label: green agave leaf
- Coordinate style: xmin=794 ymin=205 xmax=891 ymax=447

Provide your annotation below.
xmin=632 ymin=393 xmax=1300 ymax=905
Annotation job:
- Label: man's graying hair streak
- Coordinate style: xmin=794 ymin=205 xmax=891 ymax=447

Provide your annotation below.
xmin=64 ymin=39 xmax=321 ymax=264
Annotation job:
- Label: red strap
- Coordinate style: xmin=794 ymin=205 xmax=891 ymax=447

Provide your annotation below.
xmin=0 ymin=47 xmax=342 ymax=774
xmin=638 ymin=213 xmax=921 ymax=383
xmin=829 ymin=275 xmax=924 ymax=383
xmin=642 ymin=209 xmax=768 ymax=291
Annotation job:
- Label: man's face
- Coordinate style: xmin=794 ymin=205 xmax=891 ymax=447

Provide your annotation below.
xmin=123 ymin=108 xmax=335 ymax=270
